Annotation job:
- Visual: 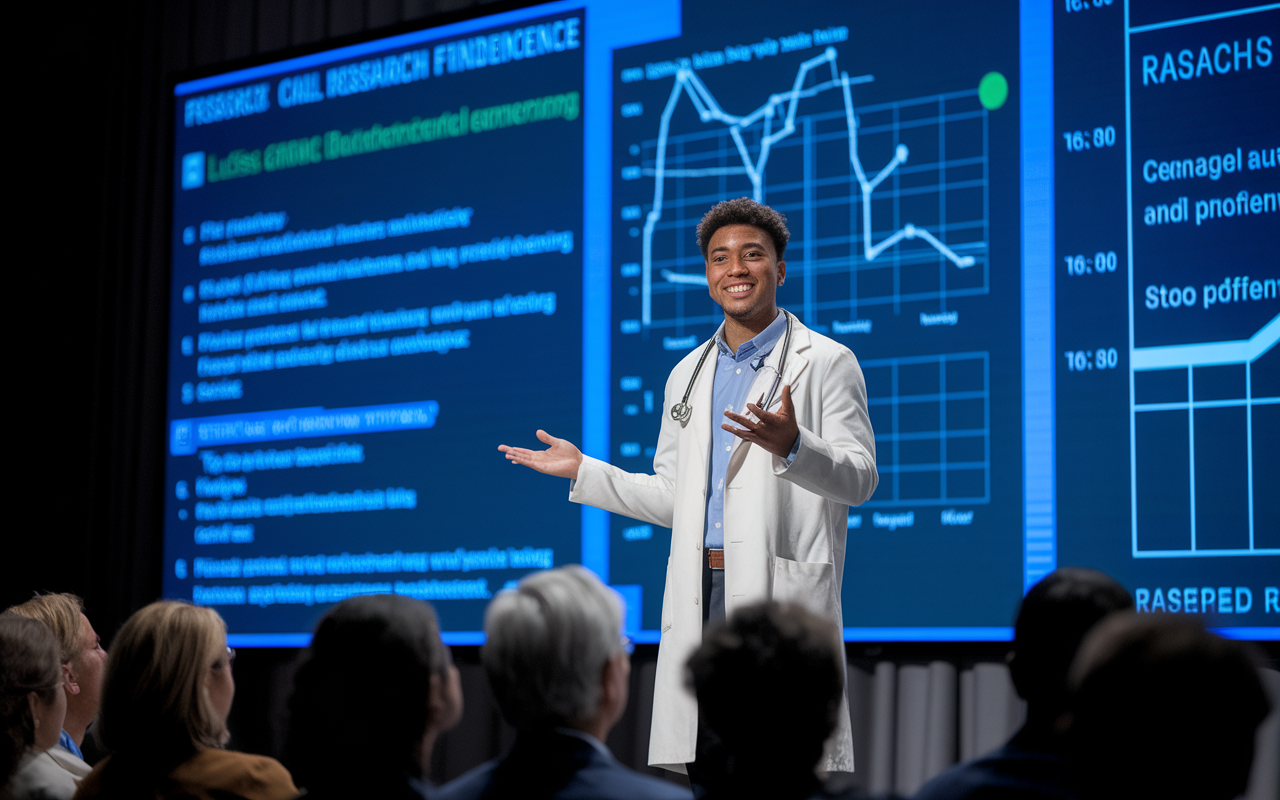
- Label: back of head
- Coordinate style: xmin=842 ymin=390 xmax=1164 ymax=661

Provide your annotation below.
xmin=96 ymin=602 xmax=228 ymax=778
xmin=0 ymin=614 xmax=63 ymax=786
xmin=286 ymin=594 xmax=448 ymax=790
xmin=1068 ymin=613 xmax=1271 ymax=800
xmin=483 ymin=565 xmax=624 ymax=730
xmin=1010 ymin=567 xmax=1132 ymax=717
xmin=687 ymin=602 xmax=843 ymax=791
xmin=7 ymin=593 xmax=85 ymax=666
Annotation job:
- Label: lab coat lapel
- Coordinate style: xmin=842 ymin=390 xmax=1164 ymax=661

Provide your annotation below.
xmin=684 ymin=339 xmax=716 ymax=485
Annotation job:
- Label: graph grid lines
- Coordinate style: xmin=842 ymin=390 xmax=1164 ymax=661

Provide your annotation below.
xmin=1130 ymin=315 xmax=1280 ymax=558
xmin=634 ymin=47 xmax=990 ymax=332
xmin=861 ymin=351 xmax=991 ymax=508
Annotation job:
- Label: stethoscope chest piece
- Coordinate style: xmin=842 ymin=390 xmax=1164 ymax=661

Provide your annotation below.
xmin=668 ymin=310 xmax=794 ymax=432
xmin=670 ymin=402 xmax=693 ymax=427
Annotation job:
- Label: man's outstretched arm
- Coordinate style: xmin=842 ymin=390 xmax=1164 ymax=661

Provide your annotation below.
xmin=498 ymin=380 xmax=682 ymax=527
xmin=499 ymin=429 xmax=583 ymax=478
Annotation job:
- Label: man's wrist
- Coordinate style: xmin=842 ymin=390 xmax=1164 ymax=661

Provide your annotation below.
xmin=783 ymin=432 xmax=802 ymax=465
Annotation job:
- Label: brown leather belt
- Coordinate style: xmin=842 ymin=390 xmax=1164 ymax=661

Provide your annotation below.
xmin=708 ymin=549 xmax=724 ymax=570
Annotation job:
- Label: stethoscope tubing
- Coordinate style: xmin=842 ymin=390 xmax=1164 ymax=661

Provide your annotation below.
xmin=670 ymin=309 xmax=793 ymax=427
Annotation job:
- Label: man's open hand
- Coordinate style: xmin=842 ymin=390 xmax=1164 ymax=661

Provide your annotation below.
xmin=722 ymin=384 xmax=801 ymax=460
xmin=498 ymin=430 xmax=583 ymax=479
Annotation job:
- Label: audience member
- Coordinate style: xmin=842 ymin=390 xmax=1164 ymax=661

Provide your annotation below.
xmin=285 ymin=594 xmax=463 ymax=799
xmin=686 ymin=601 xmax=851 ymax=800
xmin=71 ymin=601 xmax=297 ymax=800
xmin=437 ymin=565 xmax=690 ymax=800
xmin=2 ymin=614 xmax=73 ymax=800
xmin=915 ymin=567 xmax=1132 ymax=800
xmin=1067 ymin=613 xmax=1270 ymax=800
xmin=7 ymin=593 xmax=107 ymax=776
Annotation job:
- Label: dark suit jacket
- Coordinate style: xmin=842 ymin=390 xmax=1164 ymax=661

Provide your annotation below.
xmin=913 ymin=736 xmax=1074 ymax=800
xmin=435 ymin=730 xmax=691 ymax=800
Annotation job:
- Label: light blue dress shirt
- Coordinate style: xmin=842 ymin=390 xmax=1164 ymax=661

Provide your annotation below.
xmin=704 ymin=311 xmax=797 ymax=549
xmin=58 ymin=729 xmax=83 ymax=760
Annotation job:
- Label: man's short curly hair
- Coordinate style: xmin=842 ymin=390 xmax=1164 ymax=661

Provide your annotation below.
xmin=696 ymin=197 xmax=790 ymax=261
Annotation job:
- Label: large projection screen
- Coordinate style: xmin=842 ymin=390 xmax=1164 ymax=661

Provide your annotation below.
xmin=163 ymin=0 xmax=1279 ymax=645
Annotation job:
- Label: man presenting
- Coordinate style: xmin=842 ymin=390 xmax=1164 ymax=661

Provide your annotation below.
xmin=499 ymin=198 xmax=877 ymax=775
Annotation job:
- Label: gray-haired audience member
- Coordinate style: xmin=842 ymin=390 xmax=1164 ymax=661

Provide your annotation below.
xmin=436 ymin=565 xmax=691 ymax=800
xmin=915 ymin=567 xmax=1132 ymax=800
xmin=1 ymin=614 xmax=73 ymax=800
xmin=1067 ymin=613 xmax=1270 ymax=800
xmin=687 ymin=601 xmax=854 ymax=800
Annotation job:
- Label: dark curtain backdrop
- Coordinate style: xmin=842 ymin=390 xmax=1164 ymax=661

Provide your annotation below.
xmin=8 ymin=0 xmax=515 ymax=639
xmin=7 ymin=0 xmax=539 ymax=780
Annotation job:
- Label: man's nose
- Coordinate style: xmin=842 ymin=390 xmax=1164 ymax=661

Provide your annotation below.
xmin=727 ymin=257 xmax=748 ymax=274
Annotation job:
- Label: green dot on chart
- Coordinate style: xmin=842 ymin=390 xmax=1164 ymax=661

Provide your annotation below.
xmin=978 ymin=71 xmax=1008 ymax=110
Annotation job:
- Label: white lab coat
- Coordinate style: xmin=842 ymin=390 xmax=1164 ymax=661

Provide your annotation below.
xmin=569 ymin=316 xmax=877 ymax=773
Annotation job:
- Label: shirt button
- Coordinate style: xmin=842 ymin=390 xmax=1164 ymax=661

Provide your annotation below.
xmin=725 ymin=445 xmax=731 ymax=451
xmin=694 ymin=597 xmax=699 ymax=605
xmin=736 ymin=368 xmax=742 ymax=374
xmin=715 ymin=522 xmax=721 ymax=528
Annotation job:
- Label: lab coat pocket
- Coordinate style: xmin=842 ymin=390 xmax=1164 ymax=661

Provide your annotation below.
xmin=661 ymin=557 xmax=674 ymax=633
xmin=771 ymin=556 xmax=835 ymax=618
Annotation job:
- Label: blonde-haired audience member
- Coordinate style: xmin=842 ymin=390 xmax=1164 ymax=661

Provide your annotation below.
xmin=1 ymin=614 xmax=73 ymax=799
xmin=72 ymin=601 xmax=297 ymax=800
xmin=7 ymin=593 xmax=107 ymax=780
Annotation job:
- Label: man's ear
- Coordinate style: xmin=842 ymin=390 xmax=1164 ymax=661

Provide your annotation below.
xmin=63 ymin=662 xmax=81 ymax=695
xmin=604 ymin=651 xmax=629 ymax=701
xmin=28 ymin=691 xmax=43 ymax=728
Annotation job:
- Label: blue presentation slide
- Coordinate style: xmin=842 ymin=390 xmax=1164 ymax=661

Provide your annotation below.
xmin=162 ymin=0 xmax=1278 ymax=645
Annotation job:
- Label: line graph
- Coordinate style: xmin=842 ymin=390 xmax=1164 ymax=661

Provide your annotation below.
xmin=638 ymin=46 xmax=984 ymax=328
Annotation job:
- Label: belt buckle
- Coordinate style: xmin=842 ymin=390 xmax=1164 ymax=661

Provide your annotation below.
xmin=708 ymin=549 xmax=725 ymax=570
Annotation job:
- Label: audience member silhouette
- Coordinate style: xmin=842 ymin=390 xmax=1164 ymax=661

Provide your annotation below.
xmin=8 ymin=593 xmax=108 ymax=775
xmin=285 ymin=593 xmax=463 ymax=799
xmin=1 ymin=614 xmax=73 ymax=800
xmin=1066 ymin=613 xmax=1270 ymax=800
xmin=436 ymin=565 xmax=690 ymax=800
xmin=914 ymin=567 xmax=1132 ymax=800
xmin=71 ymin=601 xmax=297 ymax=800
xmin=687 ymin=601 xmax=854 ymax=800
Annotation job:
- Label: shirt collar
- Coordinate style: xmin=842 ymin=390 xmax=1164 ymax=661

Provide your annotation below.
xmin=715 ymin=309 xmax=787 ymax=362
xmin=57 ymin=730 xmax=83 ymax=761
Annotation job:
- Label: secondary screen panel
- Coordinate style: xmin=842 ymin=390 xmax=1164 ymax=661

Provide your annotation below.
xmin=608 ymin=1 xmax=1024 ymax=631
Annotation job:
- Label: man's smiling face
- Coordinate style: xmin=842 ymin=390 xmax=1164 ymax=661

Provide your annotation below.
xmin=705 ymin=224 xmax=786 ymax=327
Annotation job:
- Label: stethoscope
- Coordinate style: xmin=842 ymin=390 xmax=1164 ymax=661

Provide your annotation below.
xmin=670 ymin=309 xmax=793 ymax=428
